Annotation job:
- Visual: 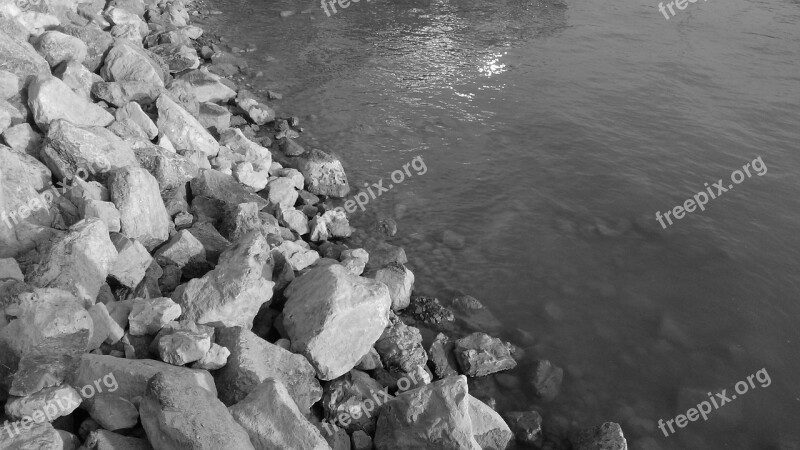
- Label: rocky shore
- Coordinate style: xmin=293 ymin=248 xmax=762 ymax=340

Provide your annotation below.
xmin=0 ymin=0 xmax=628 ymax=448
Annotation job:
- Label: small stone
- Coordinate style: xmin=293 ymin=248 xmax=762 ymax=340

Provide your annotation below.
xmin=501 ymin=411 xmax=542 ymax=445
xmin=158 ymin=329 xmax=212 ymax=365
xmin=191 ymin=343 xmax=230 ymax=370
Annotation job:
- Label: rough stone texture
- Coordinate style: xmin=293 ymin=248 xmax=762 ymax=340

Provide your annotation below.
xmin=109 ymin=166 xmax=171 ymax=250
xmin=174 ymin=69 xmax=236 ymax=103
xmin=198 ymin=101 xmax=230 ymax=131
xmin=85 ymin=430 xmax=152 ymax=450
xmin=128 ymin=297 xmax=182 ymax=336
xmin=309 ymin=210 xmax=352 ymax=241
xmin=86 ymin=394 xmax=140 ymax=431
xmin=0 ymin=69 xmax=20 ymax=100
xmin=133 ymin=143 xmax=199 ymax=192
xmin=373 ymin=316 xmax=430 ymax=390
xmin=28 ymin=219 xmax=117 ymax=304
xmin=53 ymin=59 xmax=101 ymax=100
xmin=28 ymin=75 xmax=114 ymax=131
xmin=429 ymin=333 xmax=459 ymax=379
xmin=34 ymin=31 xmax=88 ymax=68
xmin=351 ymin=430 xmax=372 ymax=450
xmin=570 ymin=422 xmax=628 ymax=450
xmin=140 ymin=372 xmax=255 ymax=450
xmin=2 ymin=123 xmax=43 ymax=156
xmin=453 ymin=332 xmax=517 ymax=378
xmin=0 ymin=420 xmax=64 ymax=449
xmin=60 ymin=23 xmax=114 ymax=73
xmin=219 ymin=127 xmax=271 ymax=163
xmin=228 ymin=378 xmax=331 ymax=450
xmin=42 ymin=119 xmax=139 ymax=181
xmin=529 ymin=359 xmax=564 ymax=401
xmin=190 ymin=169 xmax=268 ymax=209
xmin=373 ymin=262 xmax=414 ymax=311
xmin=174 ymin=231 xmax=274 ymax=328
xmin=87 ymin=303 xmax=124 ymax=348
xmin=322 ymin=369 xmax=386 ymax=435
xmin=92 ymin=81 xmax=163 ymax=107
xmin=215 ymin=326 xmax=322 ymax=412
xmin=149 ymin=43 xmax=200 ymax=73
xmin=355 ymin=348 xmax=382 ymax=371
xmin=4 ymin=384 xmax=82 ymax=420
xmin=101 ymin=40 xmax=166 ymax=88
xmin=501 ymin=411 xmax=542 ymax=446
xmin=116 ymin=101 xmax=158 ymax=140
xmin=468 ymin=395 xmax=513 ymax=450
xmin=190 ymin=342 xmax=229 ymax=370
xmin=0 ymin=28 xmax=51 ymax=88
xmin=108 ymin=233 xmax=152 ymax=288
xmin=297 ymin=149 xmax=350 ymax=198
xmin=158 ymin=328 xmax=212 ymax=366
xmin=81 ymin=199 xmax=121 ymax=233
xmin=373 ymin=375 xmax=480 ymax=450
xmin=283 ymin=264 xmax=392 ymax=380
xmin=272 ymin=240 xmax=320 ymax=271
xmin=186 ymin=221 xmax=230 ymax=264
xmin=7 ymin=354 xmax=75 ymax=397
xmin=156 ymin=93 xmax=219 ymax=156
xmin=153 ymin=229 xmax=208 ymax=276
xmin=279 ymin=208 xmax=309 ymax=235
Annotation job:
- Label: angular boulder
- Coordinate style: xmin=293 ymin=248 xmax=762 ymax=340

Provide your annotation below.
xmin=453 ymin=332 xmax=517 ymax=378
xmin=297 ymin=149 xmax=350 ymax=198
xmin=28 ymin=75 xmax=114 ymax=131
xmin=100 ymin=40 xmax=166 ymax=88
xmin=189 ymin=169 xmax=268 ymax=209
xmin=468 ymin=395 xmax=513 ymax=450
xmin=156 ymin=93 xmax=219 ymax=157
xmin=108 ymin=167 xmax=171 ymax=250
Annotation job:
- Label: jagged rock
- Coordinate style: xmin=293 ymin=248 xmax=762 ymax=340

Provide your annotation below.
xmin=105 ymin=7 xmax=148 ymax=42
xmin=153 ymin=229 xmax=208 ymax=277
xmin=109 ymin=166 xmax=171 ymax=250
xmin=81 ymin=199 xmax=121 ymax=232
xmin=60 ymin=24 xmax=114 ymax=73
xmin=28 ymin=75 xmax=114 ymax=131
xmin=215 ymin=326 xmax=322 ymax=411
xmin=4 ymin=384 xmax=82 ymax=420
xmin=33 ymin=31 xmax=88 ymax=68
xmin=0 ymin=288 xmax=92 ymax=359
xmin=101 ymin=40 xmax=166 ymax=88
xmin=140 ymin=372 xmax=255 ymax=450
xmin=146 ymin=1 xmax=189 ymax=27
xmin=0 ymin=28 xmax=50 ymax=88
xmin=295 ymin=149 xmax=350 ymax=198
xmin=529 ymin=359 xmax=563 ymax=401
xmin=279 ymin=137 xmax=305 ymax=156
xmin=220 ymin=127 xmax=271 ymax=163
xmin=0 ymin=420 xmax=64 ymax=449
xmin=309 ymin=210 xmax=352 ymax=241
xmin=128 ymin=297 xmax=182 ymax=335
xmin=42 ymin=119 xmax=139 ymax=181
xmin=190 ymin=168 xmax=268 ymax=209
xmin=351 ymin=430 xmax=372 ymax=450
xmin=571 ymin=422 xmax=628 ymax=450
xmin=8 ymin=354 xmax=75 ymax=397
xmin=150 ymin=43 xmax=200 ymax=73
xmin=429 ymin=333 xmax=459 ymax=379
xmin=87 ymin=303 xmax=124 ymax=348
xmin=233 ymin=161 xmax=270 ymax=191
xmin=91 ymin=81 xmax=162 ymax=107
xmin=266 ymin=176 xmax=298 ymax=211
xmin=373 ymin=375 xmax=480 ymax=450
xmin=355 ymin=348 xmax=382 ymax=371
xmin=501 ymin=411 xmax=542 ymax=446
xmin=236 ymin=96 xmax=274 ymax=125
xmin=228 ymin=378 xmax=331 ymax=450
xmin=108 ymin=233 xmax=152 ymax=288
xmin=279 ymin=208 xmax=309 ymax=235
xmin=173 ymin=69 xmax=235 ymax=103
xmin=373 ymin=262 xmax=414 ymax=311
xmin=198 ymin=102 xmax=230 ymax=130
xmin=122 ymin=332 xmax=156 ymax=359
xmin=84 ymin=430 xmax=151 ymax=450
xmin=53 ymin=60 xmax=102 ymax=100
xmin=158 ymin=327 xmax=212 ymax=365
xmin=453 ymin=332 xmax=517 ymax=378
xmin=186 ymin=222 xmax=230 ymax=264
xmin=27 ymin=219 xmax=117 ymax=304
xmin=190 ymin=342 xmax=229 ymax=370
xmin=322 ymin=369 xmax=386 ymax=434
xmin=156 ymin=93 xmax=219 ymax=156
xmin=374 ymin=316 xmax=431 ymax=388
xmin=271 ymin=240 xmax=319 ymax=271
xmin=363 ymin=241 xmax=407 ymax=271
xmin=405 ymin=296 xmax=455 ymax=329
xmin=85 ymin=394 xmax=139 ymax=431
xmin=0 ymin=69 xmax=19 ymax=100
xmin=116 ymin=102 xmax=157 ymax=140
xmin=2 ymin=123 xmax=42 ymax=156
xmin=69 ymin=353 xmax=216 ymax=403
xmin=283 ymin=264 xmax=392 ymax=380
xmin=133 ymin=143 xmax=199 ymax=192
xmin=218 ymin=202 xmax=259 ymax=242
xmin=468 ymin=395 xmax=513 ymax=450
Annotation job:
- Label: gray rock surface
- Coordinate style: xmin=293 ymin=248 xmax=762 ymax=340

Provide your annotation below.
xmin=109 ymin=167 xmax=171 ymax=250
xmin=28 ymin=75 xmax=114 ymax=131
xmin=453 ymin=332 xmax=517 ymax=378
xmin=156 ymin=93 xmax=219 ymax=156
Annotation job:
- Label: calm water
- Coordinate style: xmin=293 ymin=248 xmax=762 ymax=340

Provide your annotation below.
xmin=202 ymin=0 xmax=800 ymax=447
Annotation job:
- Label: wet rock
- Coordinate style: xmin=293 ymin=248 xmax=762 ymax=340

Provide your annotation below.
xmin=215 ymin=326 xmax=322 ymax=411
xmin=156 ymin=93 xmax=219 ymax=157
xmin=429 ymin=333 xmax=459 ymax=379
xmin=174 ymin=68 xmax=236 ymax=103
xmin=140 ymin=372 xmax=255 ymax=450
xmin=530 ymin=359 xmax=564 ymax=401
xmin=405 ymin=296 xmax=455 ymax=328
xmin=229 ymin=378 xmax=330 ymax=450
xmin=28 ymin=219 xmax=117 ymax=304
xmin=502 ymin=411 xmax=542 ymax=446
xmin=373 ymin=375 xmax=480 ymax=450
xmin=109 ymin=166 xmax=171 ymax=250
xmin=33 ymin=31 xmax=88 ymax=68
xmin=190 ymin=168 xmax=268 ymax=209
xmin=448 ymin=295 xmax=504 ymax=334
xmin=4 ymin=384 xmax=82 ymax=420
xmin=190 ymin=342 xmax=230 ymax=370
xmin=0 ymin=421 xmax=64 ymax=449
xmin=309 ymin=210 xmax=352 ymax=241
xmin=373 ymin=262 xmax=414 ymax=311
xmin=91 ymin=81 xmax=163 ymax=107
xmin=174 ymin=231 xmax=274 ymax=328
xmin=153 ymin=229 xmax=208 ymax=277
xmin=128 ymin=297 xmax=182 ymax=335
xmin=2 ymin=123 xmax=43 ymax=156
xmin=28 ymin=75 xmax=114 ymax=131
xmin=101 ymin=40 xmax=166 ymax=88
xmin=363 ymin=241 xmax=407 ymax=271
xmin=108 ymin=233 xmax=152 ymax=288
xmin=283 ymin=264 xmax=392 ymax=380
xmin=279 ymin=137 xmax=305 ymax=156
xmin=53 ymin=60 xmax=102 ymax=100
xmin=468 ymin=395 xmax=513 ymax=450
xmin=272 ymin=240 xmax=320 ymax=271
xmin=86 ymin=394 xmax=139 ymax=431
xmin=454 ymin=332 xmax=517 ymax=377
xmin=570 ymin=422 xmax=628 ymax=450
xmin=374 ymin=316 xmax=430 ymax=388
xmin=322 ymin=369 xmax=386 ymax=434
xmin=297 ymin=149 xmax=350 ymax=198
xmin=0 ymin=27 xmax=51 ymax=88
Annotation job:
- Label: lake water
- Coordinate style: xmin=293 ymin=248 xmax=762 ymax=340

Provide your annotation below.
xmin=201 ymin=0 xmax=800 ymax=447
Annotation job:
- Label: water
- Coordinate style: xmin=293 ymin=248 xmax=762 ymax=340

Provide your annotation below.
xmin=200 ymin=0 xmax=800 ymax=447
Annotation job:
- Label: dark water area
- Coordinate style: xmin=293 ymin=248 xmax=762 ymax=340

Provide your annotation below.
xmin=200 ymin=0 xmax=800 ymax=447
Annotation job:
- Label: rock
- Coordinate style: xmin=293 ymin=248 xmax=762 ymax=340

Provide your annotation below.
xmin=309 ymin=210 xmax=352 ymax=241
xmin=363 ymin=241 xmax=407 ymax=271
xmin=0 ymin=288 xmax=92 ymax=359
xmin=468 ymin=395 xmax=513 ymax=450
xmin=109 ymin=167 xmax=170 ymax=250
xmin=190 ymin=169 xmax=268 ymax=209
xmin=190 ymin=342 xmax=229 ymax=370
xmin=128 ymin=297 xmax=182 ymax=335
xmin=153 ymin=229 xmax=208 ymax=277
xmin=4 ymin=384 xmax=82 ymax=420
xmin=0 ymin=142 xmax=51 ymax=192
xmin=186 ymin=222 xmax=230 ymax=264
xmin=33 ymin=31 xmax=88 ymax=68
xmin=271 ymin=240 xmax=320 ymax=271
xmin=156 ymin=93 xmax=219 ymax=157
xmin=0 ymin=257 xmax=24 ymax=280
xmin=27 ymin=219 xmax=117 ymax=304
xmin=236 ymin=97 xmax=274 ymax=125
xmin=60 ymin=24 xmax=114 ymax=73
xmin=279 ymin=137 xmax=305 ymax=156
xmin=405 ymin=296 xmax=455 ymax=329
xmin=429 ymin=333 xmax=459 ymax=379
xmin=149 ymin=43 xmax=200 ymax=73
xmin=69 ymin=353 xmax=216 ymax=403
xmin=355 ymin=348 xmax=382 ymax=371
xmin=373 ymin=375 xmax=480 ymax=450
xmin=219 ymin=127 xmax=271 ymax=163
xmin=501 ymin=411 xmax=542 ymax=446
xmin=87 ymin=303 xmax=124 ymax=348
xmin=228 ymin=378 xmax=330 ymax=450
xmin=42 ymin=119 xmax=139 ymax=182
xmin=0 ymin=28 xmax=50 ymax=89
xmin=233 ymin=161 xmax=270 ymax=191
xmin=81 ymin=199 xmax=121 ymax=232
xmin=0 ymin=69 xmax=20 ymax=100
xmin=448 ymin=295 xmax=504 ymax=334
xmin=53 ymin=60 xmax=101 ymax=100
xmin=140 ymin=372 xmax=255 ymax=450
xmin=86 ymin=394 xmax=139 ymax=431
xmin=174 ymin=231 xmax=274 ymax=328
xmin=116 ymin=102 xmax=158 ymax=140
xmin=373 ymin=316 xmax=431 ymax=389
xmin=0 ymin=421 xmax=64 ymax=449
xmin=28 ymin=75 xmax=114 ymax=131
xmin=91 ymin=81 xmax=163 ymax=107
xmin=279 ymin=208 xmax=309 ymax=235
xmin=530 ymin=359 xmax=564 ymax=401
xmin=133 ymin=143 xmax=199 ymax=192
xmin=453 ymin=332 xmax=517 ymax=378
xmin=84 ymin=430 xmax=152 ymax=449
xmin=571 ymin=422 xmax=628 ymax=450
xmin=283 ymin=264 xmax=392 ymax=380
xmin=2 ymin=123 xmax=42 ymax=156
xmin=198 ymin=102 xmax=230 ymax=131
xmin=158 ymin=328 xmax=212 ymax=365
xmin=8 ymin=354 xmax=76 ymax=397
xmin=297 ymin=149 xmax=350 ymax=198
xmin=322 ymin=369 xmax=386 ymax=434
xmin=101 ymin=40 xmax=166 ymax=88
xmin=266 ymin=177 xmax=299 ymax=211
xmin=218 ymin=202 xmax=260 ymax=242
xmin=351 ymin=430 xmax=372 ymax=450
xmin=373 ymin=263 xmax=414 ymax=311
xmin=215 ymin=326 xmax=322 ymax=411
xmin=108 ymin=233 xmax=152 ymax=288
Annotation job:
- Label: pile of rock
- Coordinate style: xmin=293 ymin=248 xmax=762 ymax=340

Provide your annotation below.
xmin=0 ymin=0 xmax=628 ymax=448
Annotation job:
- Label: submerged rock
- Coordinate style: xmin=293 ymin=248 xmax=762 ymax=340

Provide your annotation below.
xmin=530 ymin=359 xmax=564 ymax=401
xmin=453 ymin=332 xmax=517 ymax=377
xmin=501 ymin=411 xmax=542 ymax=446
xmin=570 ymin=422 xmax=628 ymax=450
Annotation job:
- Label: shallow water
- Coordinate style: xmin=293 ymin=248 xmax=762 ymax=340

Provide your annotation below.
xmin=202 ymin=0 xmax=800 ymax=447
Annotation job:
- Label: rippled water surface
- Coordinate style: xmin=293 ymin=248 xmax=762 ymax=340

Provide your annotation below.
xmin=202 ymin=0 xmax=800 ymax=447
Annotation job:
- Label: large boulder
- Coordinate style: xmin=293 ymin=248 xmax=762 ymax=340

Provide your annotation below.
xmin=373 ymin=375 xmax=480 ymax=450
xmin=468 ymin=395 xmax=513 ymax=450
xmin=173 ymin=69 xmax=236 ymax=103
xmin=100 ymin=39 xmax=167 ymax=88
xmin=283 ymin=264 xmax=392 ymax=380
xmin=149 ymin=43 xmax=200 ymax=73
xmin=228 ymin=378 xmax=331 ymax=450
xmin=28 ymin=75 xmax=114 ymax=131
xmin=108 ymin=167 xmax=170 ymax=251
xmin=91 ymin=81 xmax=163 ymax=107
xmin=156 ymin=93 xmax=219 ymax=156
xmin=214 ymin=326 xmax=322 ymax=412
xmin=33 ymin=30 xmax=87 ymax=68
xmin=133 ymin=143 xmax=199 ymax=192
xmin=140 ymin=372 xmax=255 ymax=450
xmin=27 ymin=219 xmax=117 ymax=304
xmin=59 ymin=23 xmax=114 ymax=72
xmin=173 ymin=231 xmax=274 ymax=328
xmin=0 ymin=28 xmax=50 ymax=89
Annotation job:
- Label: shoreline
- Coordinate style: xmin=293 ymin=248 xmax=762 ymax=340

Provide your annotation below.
xmin=0 ymin=0 xmax=628 ymax=448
